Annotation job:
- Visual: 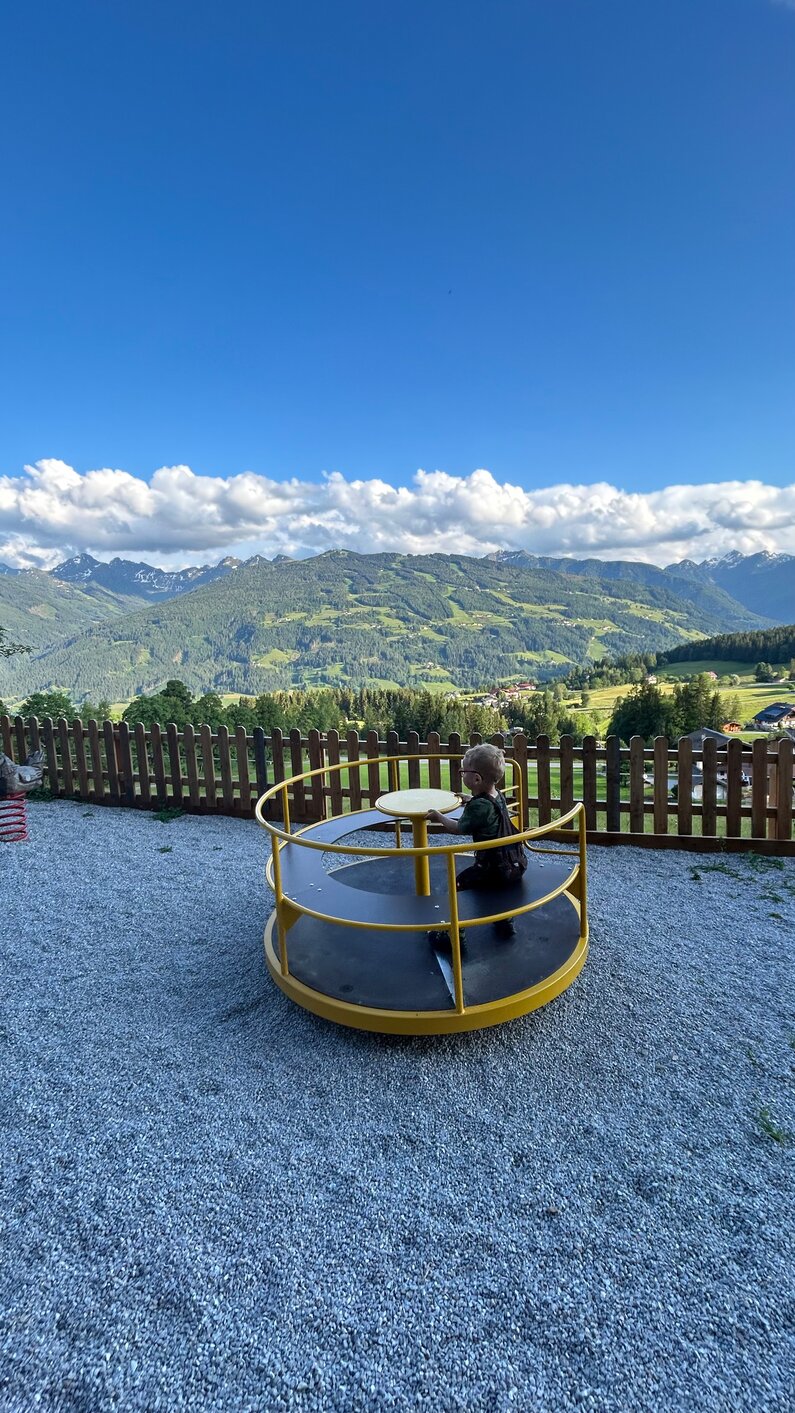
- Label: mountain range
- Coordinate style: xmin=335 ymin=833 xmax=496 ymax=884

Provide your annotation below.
xmin=0 ymin=547 xmax=788 ymax=705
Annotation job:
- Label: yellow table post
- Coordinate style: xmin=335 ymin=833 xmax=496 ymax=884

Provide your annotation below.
xmin=412 ymin=815 xmax=431 ymax=896
xmin=374 ymin=787 xmax=461 ymax=899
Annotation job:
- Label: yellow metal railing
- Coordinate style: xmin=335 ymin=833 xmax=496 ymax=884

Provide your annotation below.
xmin=255 ymin=752 xmax=587 ymax=1017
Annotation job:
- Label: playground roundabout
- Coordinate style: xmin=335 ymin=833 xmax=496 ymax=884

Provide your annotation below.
xmin=255 ymin=752 xmax=589 ymax=1035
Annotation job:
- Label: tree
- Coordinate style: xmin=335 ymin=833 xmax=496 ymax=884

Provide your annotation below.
xmin=0 ymin=627 xmax=30 ymax=659
xmin=755 ymin=662 xmax=778 ymax=683
xmin=19 ymin=689 xmax=77 ymax=720
xmin=607 ymin=682 xmax=677 ymax=743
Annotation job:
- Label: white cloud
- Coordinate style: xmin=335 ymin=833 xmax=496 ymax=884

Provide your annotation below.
xmin=0 ymin=458 xmax=794 ymax=570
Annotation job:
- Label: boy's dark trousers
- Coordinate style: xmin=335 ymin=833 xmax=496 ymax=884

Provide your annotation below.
xmin=452 ymin=860 xmax=517 ymax=940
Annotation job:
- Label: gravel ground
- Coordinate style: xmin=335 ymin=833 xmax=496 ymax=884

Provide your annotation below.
xmin=1 ymin=798 xmax=794 ymax=1413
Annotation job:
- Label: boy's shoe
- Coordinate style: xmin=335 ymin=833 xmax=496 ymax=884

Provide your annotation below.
xmin=427 ymin=929 xmax=467 ymax=953
xmin=494 ymin=918 xmax=517 ymax=942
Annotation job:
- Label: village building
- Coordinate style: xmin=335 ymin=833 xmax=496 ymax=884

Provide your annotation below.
xmin=750 ymin=702 xmax=795 ymax=731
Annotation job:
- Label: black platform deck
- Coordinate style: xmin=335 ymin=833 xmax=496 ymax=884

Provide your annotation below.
xmin=280 ymin=855 xmax=581 ymax=1011
xmin=277 ymin=809 xmax=578 ymax=928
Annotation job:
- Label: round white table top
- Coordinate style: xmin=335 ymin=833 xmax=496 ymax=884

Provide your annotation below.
xmin=375 ymin=787 xmax=461 ymax=818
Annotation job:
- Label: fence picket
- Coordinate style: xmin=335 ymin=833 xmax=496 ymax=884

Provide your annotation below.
xmin=326 ymin=729 xmax=343 ymax=816
xmin=386 ymin=730 xmax=400 ymax=792
xmin=581 ymin=735 xmax=596 ymax=832
xmin=270 ymin=728 xmax=285 ymax=817
xmin=236 ymin=725 xmax=252 ymax=815
xmin=751 ymin=739 xmax=768 ymax=839
xmin=701 ymin=738 xmax=717 ymax=837
xmin=14 ymin=715 xmax=26 ymax=761
xmin=347 ymin=729 xmax=362 ymax=811
xmin=200 ymin=724 xmax=216 ymax=809
xmin=70 ymin=719 xmax=89 ymax=801
xmin=166 ymin=724 xmax=184 ymax=808
xmin=407 ymin=730 xmax=421 ymax=789
xmin=677 ymin=738 xmax=693 ymax=837
xmin=217 ymin=725 xmax=235 ymax=811
xmin=103 ymin=721 xmax=121 ymax=804
xmin=288 ymin=729 xmax=306 ymax=819
xmin=537 ymin=735 xmax=552 ymax=825
xmin=117 ymin=721 xmax=136 ymax=806
xmin=605 ymin=736 xmax=621 ymax=832
xmin=57 ymin=717 xmax=75 ymax=796
xmin=184 ymin=723 xmax=201 ymax=808
xmin=366 ymin=730 xmax=381 ymax=805
xmin=42 ymin=717 xmax=60 ymax=796
xmin=776 ymin=739 xmax=793 ymax=842
xmin=559 ymin=734 xmax=574 ymax=826
xmin=134 ymin=723 xmax=152 ymax=807
xmin=448 ymin=733 xmax=462 ymax=795
xmin=86 ymin=719 xmax=105 ymax=803
xmin=512 ymin=732 xmax=529 ymax=828
xmin=629 ymin=736 xmax=644 ymax=833
xmin=150 ymin=723 xmax=168 ymax=806
xmin=725 ymin=738 xmax=743 ymax=837
xmin=0 ymin=713 xmax=12 ymax=757
xmin=427 ymin=731 xmax=441 ymax=790
xmin=27 ymin=714 xmax=41 ymax=759
xmin=253 ymin=727 xmax=269 ymax=809
xmin=653 ymin=737 xmax=668 ymax=835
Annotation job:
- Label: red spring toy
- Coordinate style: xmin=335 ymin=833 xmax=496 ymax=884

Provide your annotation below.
xmin=0 ymin=791 xmax=29 ymax=843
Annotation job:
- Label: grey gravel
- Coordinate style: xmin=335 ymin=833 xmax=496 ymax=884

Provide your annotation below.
xmin=1 ymin=798 xmax=794 ymax=1413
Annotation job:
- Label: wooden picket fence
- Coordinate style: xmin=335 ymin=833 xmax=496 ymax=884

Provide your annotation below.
xmin=2 ymin=715 xmax=794 ymax=854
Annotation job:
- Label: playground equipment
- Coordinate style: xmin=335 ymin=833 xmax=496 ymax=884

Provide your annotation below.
xmin=255 ymin=751 xmax=588 ymax=1035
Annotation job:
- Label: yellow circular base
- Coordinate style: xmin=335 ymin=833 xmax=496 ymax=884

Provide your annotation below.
xmin=263 ymin=909 xmax=588 ymax=1036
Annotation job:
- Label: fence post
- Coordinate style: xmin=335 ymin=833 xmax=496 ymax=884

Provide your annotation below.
xmin=253 ymin=728 xmax=269 ymax=810
xmin=511 ymin=731 xmax=528 ymax=829
xmin=103 ymin=721 xmax=121 ymax=805
xmin=653 ymin=737 xmax=668 ymax=835
xmin=235 ymin=725 xmax=252 ymax=815
xmin=751 ymin=738 xmax=768 ymax=840
xmin=365 ymin=730 xmax=381 ymax=806
xmin=725 ymin=738 xmax=743 ymax=837
xmin=605 ymin=735 xmax=621 ymax=833
xmin=42 ymin=716 xmax=60 ymax=796
xmin=677 ymin=737 xmax=692 ymax=837
xmin=134 ymin=723 xmax=152 ymax=808
xmin=325 ymin=729 xmax=342 ymax=817
xmin=629 ymin=736 xmax=644 ymax=834
xmin=347 ymin=729 xmax=362 ymax=811
xmin=701 ymin=737 xmax=717 ymax=838
xmin=427 ymin=731 xmax=442 ymax=790
xmin=776 ymin=739 xmax=793 ymax=842
xmin=117 ymin=721 xmax=136 ymax=807
xmin=407 ymin=730 xmax=421 ymax=789
xmin=537 ymin=734 xmax=552 ymax=826
xmin=217 ymin=724 xmax=235 ymax=812
xmin=166 ymin=723 xmax=184 ymax=808
xmin=448 ymin=732 xmax=462 ymax=795
xmin=288 ymin=728 xmax=306 ymax=821
xmin=184 ymin=723 xmax=201 ymax=809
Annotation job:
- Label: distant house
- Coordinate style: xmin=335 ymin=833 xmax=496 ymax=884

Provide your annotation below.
xmin=721 ymin=721 xmax=743 ymax=733
xmin=751 ymin=702 xmax=795 ymax=731
xmin=705 ymin=671 xmax=718 ymax=680
xmin=680 ymin=727 xmax=732 ymax=750
xmin=646 ymin=674 xmax=657 ymax=685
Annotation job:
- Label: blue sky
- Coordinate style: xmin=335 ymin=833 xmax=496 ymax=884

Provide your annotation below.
xmin=1 ymin=0 xmax=794 ymax=566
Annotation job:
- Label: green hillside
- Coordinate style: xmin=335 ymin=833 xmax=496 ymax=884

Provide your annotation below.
xmin=0 ymin=570 xmax=144 ymax=649
xmin=0 ymin=550 xmax=772 ymax=704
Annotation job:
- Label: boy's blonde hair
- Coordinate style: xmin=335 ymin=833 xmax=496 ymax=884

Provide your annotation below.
xmin=461 ymin=744 xmax=505 ymax=785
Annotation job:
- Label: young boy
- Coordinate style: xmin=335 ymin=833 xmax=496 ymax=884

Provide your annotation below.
xmin=427 ymin=743 xmax=526 ymax=948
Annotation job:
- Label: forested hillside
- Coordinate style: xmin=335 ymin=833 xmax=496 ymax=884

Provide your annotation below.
xmin=0 ymin=550 xmax=771 ymax=704
xmin=657 ymin=624 xmax=795 ymax=667
xmin=0 ymin=569 xmax=143 ymax=649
